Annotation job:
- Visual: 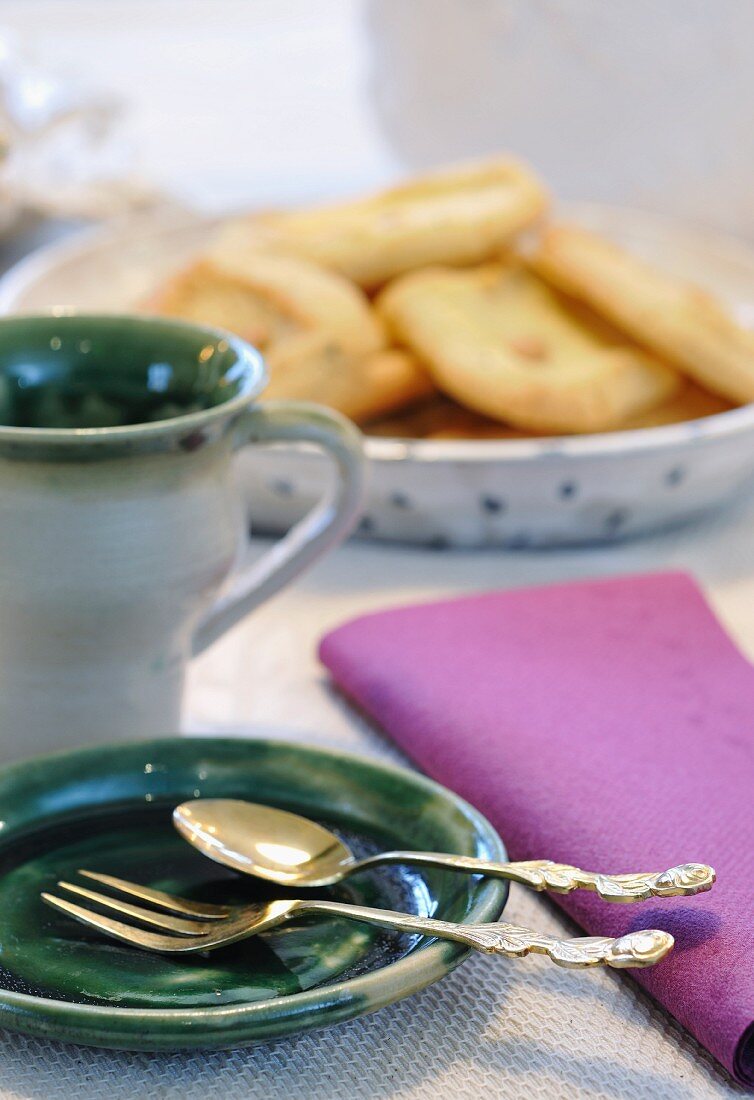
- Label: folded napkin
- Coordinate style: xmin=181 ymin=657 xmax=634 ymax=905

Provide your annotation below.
xmin=320 ymin=571 xmax=754 ymax=1086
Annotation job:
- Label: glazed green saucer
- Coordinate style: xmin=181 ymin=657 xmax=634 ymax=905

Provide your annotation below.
xmin=0 ymin=737 xmax=506 ymax=1050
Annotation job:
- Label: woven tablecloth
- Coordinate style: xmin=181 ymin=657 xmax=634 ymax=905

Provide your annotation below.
xmin=3 ymin=484 xmax=752 ymax=1098
xmin=0 ymin=2 xmax=750 ymax=1093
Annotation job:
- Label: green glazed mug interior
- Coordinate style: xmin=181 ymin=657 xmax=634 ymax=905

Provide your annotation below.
xmin=0 ymin=314 xmax=266 ymax=434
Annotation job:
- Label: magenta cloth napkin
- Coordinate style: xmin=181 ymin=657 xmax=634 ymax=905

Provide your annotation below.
xmin=319 ymin=571 xmax=754 ymax=1086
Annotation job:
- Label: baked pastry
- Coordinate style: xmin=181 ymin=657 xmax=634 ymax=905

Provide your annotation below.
xmin=209 ymin=157 xmax=548 ymax=289
xmin=377 ymin=262 xmax=681 ymax=433
xmin=531 ymin=224 xmax=754 ymax=404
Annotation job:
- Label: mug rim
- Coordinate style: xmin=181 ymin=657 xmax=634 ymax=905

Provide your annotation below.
xmin=0 ymin=312 xmax=268 ymax=445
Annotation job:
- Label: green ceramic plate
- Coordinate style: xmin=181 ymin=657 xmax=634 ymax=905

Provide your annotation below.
xmin=0 ymin=737 xmax=507 ymax=1050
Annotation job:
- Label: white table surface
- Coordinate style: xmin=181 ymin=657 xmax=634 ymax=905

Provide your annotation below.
xmin=0 ymin=2 xmax=750 ymax=1096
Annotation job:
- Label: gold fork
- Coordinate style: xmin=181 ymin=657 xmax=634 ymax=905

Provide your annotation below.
xmin=41 ymin=871 xmax=674 ymax=970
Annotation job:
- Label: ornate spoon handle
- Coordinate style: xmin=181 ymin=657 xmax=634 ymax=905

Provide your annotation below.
xmin=355 ymin=854 xmax=715 ymax=903
xmin=297 ymin=900 xmax=673 ymax=969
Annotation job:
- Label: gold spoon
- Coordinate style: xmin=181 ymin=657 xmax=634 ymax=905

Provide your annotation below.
xmin=173 ymin=800 xmax=715 ymax=903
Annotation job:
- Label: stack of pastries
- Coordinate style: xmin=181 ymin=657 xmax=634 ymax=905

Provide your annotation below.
xmin=144 ymin=156 xmax=752 ymax=438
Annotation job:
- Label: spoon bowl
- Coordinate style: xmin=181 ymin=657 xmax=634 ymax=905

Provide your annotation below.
xmin=173 ymin=799 xmax=357 ymax=886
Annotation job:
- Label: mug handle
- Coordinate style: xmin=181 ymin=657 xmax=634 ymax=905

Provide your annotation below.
xmin=191 ymin=400 xmax=366 ymax=656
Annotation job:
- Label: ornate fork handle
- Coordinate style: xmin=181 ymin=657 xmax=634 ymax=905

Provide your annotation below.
xmin=298 ymin=901 xmax=673 ymax=969
xmin=359 ymin=854 xmax=715 ymax=903
xmin=499 ymin=860 xmax=715 ymax=903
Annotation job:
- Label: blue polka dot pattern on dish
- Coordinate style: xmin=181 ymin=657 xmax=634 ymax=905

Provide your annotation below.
xmin=480 ymin=495 xmax=506 ymax=514
xmin=605 ymin=508 xmax=629 ymax=531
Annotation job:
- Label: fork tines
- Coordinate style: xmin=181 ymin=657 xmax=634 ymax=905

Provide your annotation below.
xmin=42 ymin=870 xmax=230 ymax=953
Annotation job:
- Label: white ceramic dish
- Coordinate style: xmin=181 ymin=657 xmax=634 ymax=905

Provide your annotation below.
xmin=2 ymin=203 xmax=754 ymax=547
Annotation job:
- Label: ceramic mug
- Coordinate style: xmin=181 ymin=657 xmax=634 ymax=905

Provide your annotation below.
xmin=0 ymin=314 xmax=365 ymax=760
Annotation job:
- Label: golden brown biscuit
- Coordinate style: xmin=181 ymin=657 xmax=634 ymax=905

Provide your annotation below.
xmin=531 ymin=224 xmax=754 ymax=404
xmin=212 ymin=250 xmax=386 ymax=353
xmin=143 ymin=258 xmax=289 ymax=347
xmin=210 ymin=157 xmax=548 ymax=289
xmin=365 ymin=382 xmax=731 ymax=439
xmin=365 ymin=399 xmax=455 ymax=438
xmin=144 ymin=250 xmax=386 ymax=357
xmin=265 ymin=339 xmax=435 ymax=424
xmin=365 ymin=372 xmax=732 ymax=439
xmin=365 ymin=398 xmax=533 ymax=439
xmin=426 ymin=412 xmax=537 ymax=440
xmin=377 ymin=263 xmax=681 ymax=434
xmin=143 ymin=251 xmax=448 ymax=423
xmin=619 ymin=380 xmax=734 ymax=429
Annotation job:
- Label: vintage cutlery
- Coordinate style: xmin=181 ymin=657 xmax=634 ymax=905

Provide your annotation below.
xmin=173 ymin=799 xmax=715 ymax=903
xmin=42 ymin=871 xmax=673 ymax=969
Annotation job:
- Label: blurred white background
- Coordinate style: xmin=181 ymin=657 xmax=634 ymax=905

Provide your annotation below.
xmin=1 ymin=0 xmax=752 ymax=236
xmin=0 ymin=0 xmax=397 ymax=212
xmin=368 ymin=0 xmax=754 ymax=237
